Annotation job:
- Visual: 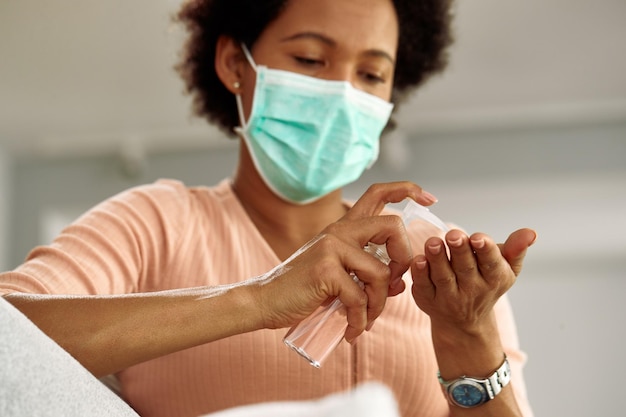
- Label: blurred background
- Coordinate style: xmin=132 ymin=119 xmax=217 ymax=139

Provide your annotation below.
xmin=1 ymin=0 xmax=625 ymax=415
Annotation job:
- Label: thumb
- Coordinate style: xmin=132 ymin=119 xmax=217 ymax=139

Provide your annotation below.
xmin=498 ymin=228 xmax=537 ymax=276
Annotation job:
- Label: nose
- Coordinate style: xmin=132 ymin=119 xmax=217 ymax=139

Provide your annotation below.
xmin=323 ymin=62 xmax=356 ymax=86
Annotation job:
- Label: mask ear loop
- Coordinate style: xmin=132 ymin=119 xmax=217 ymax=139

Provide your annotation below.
xmin=233 ymin=43 xmax=258 ymax=136
xmin=240 ymin=43 xmax=257 ymax=71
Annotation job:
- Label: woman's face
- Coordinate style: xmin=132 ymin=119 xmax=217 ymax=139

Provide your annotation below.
xmin=242 ymin=0 xmax=399 ymax=102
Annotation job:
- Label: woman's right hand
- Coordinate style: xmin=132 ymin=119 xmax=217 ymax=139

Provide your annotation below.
xmin=250 ymin=181 xmax=437 ymax=342
xmin=3 ymin=181 xmax=436 ymax=376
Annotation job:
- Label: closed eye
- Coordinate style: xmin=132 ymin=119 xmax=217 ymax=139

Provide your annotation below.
xmin=360 ymin=71 xmax=386 ymax=84
xmin=293 ymin=56 xmax=324 ymax=67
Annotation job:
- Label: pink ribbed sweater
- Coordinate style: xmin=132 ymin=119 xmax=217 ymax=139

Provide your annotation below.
xmin=0 ymin=179 xmax=533 ymax=417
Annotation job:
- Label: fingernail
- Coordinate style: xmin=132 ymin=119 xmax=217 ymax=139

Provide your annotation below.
xmin=347 ymin=336 xmax=360 ymax=345
xmin=470 ymin=237 xmax=485 ymax=249
xmin=447 ymin=236 xmax=463 ymax=248
xmin=428 ymin=243 xmax=442 ymax=255
xmin=422 ymin=190 xmax=438 ymax=203
xmin=414 ymin=259 xmax=427 ymax=270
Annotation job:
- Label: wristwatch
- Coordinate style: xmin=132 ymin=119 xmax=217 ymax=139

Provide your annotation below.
xmin=438 ymin=356 xmax=511 ymax=408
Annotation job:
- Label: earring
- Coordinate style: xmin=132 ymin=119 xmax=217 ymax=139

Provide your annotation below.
xmin=233 ymin=81 xmax=241 ymax=89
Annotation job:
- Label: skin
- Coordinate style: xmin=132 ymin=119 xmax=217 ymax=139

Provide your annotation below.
xmin=4 ymin=0 xmax=536 ymax=416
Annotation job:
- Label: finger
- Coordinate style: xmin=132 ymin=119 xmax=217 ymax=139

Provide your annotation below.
xmin=340 ymin=243 xmax=395 ymax=332
xmin=341 ymin=277 xmax=370 ymax=343
xmin=324 ymin=215 xmax=413 ymax=280
xmin=469 ymin=233 xmax=510 ymax=286
xmin=305 ymin=245 xmax=369 ymax=343
xmin=410 ymin=254 xmax=434 ymax=300
xmin=344 ymin=181 xmax=438 ymax=221
xmin=387 ymin=276 xmax=406 ymax=297
xmin=353 ymin=256 xmax=393 ymax=329
xmin=498 ymin=228 xmax=537 ymax=276
xmin=313 ymin=235 xmax=392 ymax=341
xmin=424 ymin=237 xmax=457 ymax=295
xmin=446 ymin=230 xmax=480 ymax=283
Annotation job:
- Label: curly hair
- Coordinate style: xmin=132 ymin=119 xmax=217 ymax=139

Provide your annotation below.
xmin=175 ymin=0 xmax=454 ymax=136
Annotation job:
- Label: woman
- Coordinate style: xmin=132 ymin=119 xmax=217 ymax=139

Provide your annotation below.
xmin=1 ymin=0 xmax=536 ymax=416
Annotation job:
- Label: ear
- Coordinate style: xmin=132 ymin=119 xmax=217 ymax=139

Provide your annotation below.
xmin=215 ymin=35 xmax=246 ymax=94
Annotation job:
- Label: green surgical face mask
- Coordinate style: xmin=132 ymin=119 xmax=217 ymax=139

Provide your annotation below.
xmin=234 ymin=44 xmax=394 ymax=204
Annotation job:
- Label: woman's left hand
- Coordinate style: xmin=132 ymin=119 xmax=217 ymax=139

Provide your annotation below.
xmin=410 ymin=228 xmax=536 ymax=335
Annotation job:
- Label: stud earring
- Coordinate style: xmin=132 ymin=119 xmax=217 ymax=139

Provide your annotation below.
xmin=233 ymin=81 xmax=241 ymax=89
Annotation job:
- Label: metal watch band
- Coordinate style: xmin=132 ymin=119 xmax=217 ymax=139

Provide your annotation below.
xmin=438 ymin=355 xmax=511 ymax=406
xmin=484 ymin=356 xmax=511 ymax=399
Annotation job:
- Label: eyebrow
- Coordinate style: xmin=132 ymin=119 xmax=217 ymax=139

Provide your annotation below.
xmin=280 ymin=31 xmax=395 ymax=64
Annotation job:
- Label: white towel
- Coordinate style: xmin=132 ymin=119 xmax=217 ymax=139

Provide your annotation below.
xmin=201 ymin=381 xmax=401 ymax=417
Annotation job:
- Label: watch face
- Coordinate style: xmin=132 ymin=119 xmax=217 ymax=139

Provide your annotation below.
xmin=449 ymin=380 xmax=487 ymax=408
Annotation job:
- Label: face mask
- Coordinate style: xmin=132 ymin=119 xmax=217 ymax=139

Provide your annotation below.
xmin=234 ymin=44 xmax=394 ymax=204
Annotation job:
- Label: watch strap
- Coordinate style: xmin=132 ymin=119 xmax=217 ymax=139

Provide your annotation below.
xmin=438 ymin=355 xmax=511 ymax=406
xmin=484 ymin=356 xmax=511 ymax=399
